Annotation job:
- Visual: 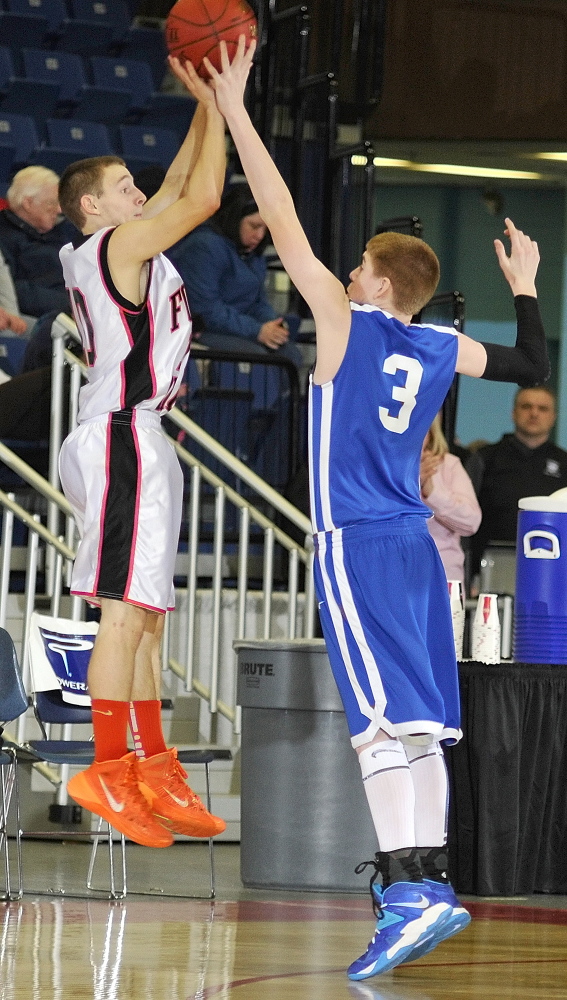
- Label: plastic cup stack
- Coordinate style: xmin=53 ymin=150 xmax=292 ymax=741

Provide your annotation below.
xmin=447 ymin=580 xmax=465 ymax=660
xmin=471 ymin=593 xmax=501 ymax=664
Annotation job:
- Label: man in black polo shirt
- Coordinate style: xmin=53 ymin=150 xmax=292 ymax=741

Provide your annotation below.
xmin=470 ymin=385 xmax=567 ymax=578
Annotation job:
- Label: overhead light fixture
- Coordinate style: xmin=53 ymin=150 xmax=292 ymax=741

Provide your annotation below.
xmin=350 ymin=155 xmax=546 ymax=180
xmin=531 ymin=152 xmax=567 ymax=161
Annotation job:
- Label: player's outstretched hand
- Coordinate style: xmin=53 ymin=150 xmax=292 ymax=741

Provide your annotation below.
xmin=167 ymin=55 xmax=216 ymax=105
xmin=203 ymin=35 xmax=256 ymax=117
xmin=494 ymin=217 xmax=539 ymax=297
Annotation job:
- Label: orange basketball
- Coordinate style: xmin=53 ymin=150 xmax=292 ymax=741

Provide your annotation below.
xmin=165 ymin=0 xmax=258 ymax=78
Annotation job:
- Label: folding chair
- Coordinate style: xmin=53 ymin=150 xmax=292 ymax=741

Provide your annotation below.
xmin=24 ymin=613 xmax=221 ymax=899
xmin=0 ymin=628 xmax=27 ymax=900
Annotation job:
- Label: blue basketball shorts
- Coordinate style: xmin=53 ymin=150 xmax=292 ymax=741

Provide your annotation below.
xmin=313 ymin=518 xmax=462 ymax=749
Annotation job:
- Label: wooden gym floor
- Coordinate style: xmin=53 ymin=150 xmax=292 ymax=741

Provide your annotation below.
xmin=1 ymin=841 xmax=566 ymax=999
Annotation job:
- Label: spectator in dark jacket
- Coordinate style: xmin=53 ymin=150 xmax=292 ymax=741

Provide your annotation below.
xmin=167 ymin=182 xmax=302 ymax=366
xmin=0 ymin=166 xmax=76 ymax=318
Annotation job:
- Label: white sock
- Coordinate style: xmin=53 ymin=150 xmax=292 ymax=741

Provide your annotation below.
xmin=405 ymin=742 xmax=448 ymax=847
xmin=358 ymin=739 xmax=416 ymax=852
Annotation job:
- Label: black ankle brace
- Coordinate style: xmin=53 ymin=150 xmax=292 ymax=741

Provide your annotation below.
xmin=376 ymin=848 xmax=423 ymax=888
xmin=418 ymin=847 xmax=450 ymax=884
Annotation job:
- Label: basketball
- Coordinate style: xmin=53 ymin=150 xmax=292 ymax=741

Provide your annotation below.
xmin=165 ymin=0 xmax=258 ymax=78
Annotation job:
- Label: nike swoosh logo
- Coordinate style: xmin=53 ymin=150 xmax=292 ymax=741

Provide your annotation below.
xmin=391 ymin=895 xmax=430 ymax=910
xmin=164 ymin=788 xmax=190 ymax=807
xmin=99 ymin=777 xmax=125 ymax=812
xmin=92 ymin=709 xmax=113 ymax=716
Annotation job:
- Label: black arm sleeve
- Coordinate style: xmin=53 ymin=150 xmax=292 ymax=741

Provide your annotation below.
xmin=480 ymin=295 xmax=550 ymax=387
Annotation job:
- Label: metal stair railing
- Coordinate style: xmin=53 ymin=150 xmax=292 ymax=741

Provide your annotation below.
xmin=46 ymin=314 xmax=316 ymax=740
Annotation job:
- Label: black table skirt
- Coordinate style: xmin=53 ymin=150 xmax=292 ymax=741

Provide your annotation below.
xmin=446 ymin=661 xmax=567 ymax=896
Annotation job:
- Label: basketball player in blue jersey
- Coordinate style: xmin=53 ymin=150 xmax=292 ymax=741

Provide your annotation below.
xmin=204 ymin=39 xmax=550 ymax=978
xmin=54 ymin=55 xmax=235 ymax=849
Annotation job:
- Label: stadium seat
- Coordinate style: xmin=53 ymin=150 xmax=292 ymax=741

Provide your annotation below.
xmin=117 ymin=26 xmax=168 ymax=90
xmin=70 ymin=0 xmax=131 ymax=40
xmin=138 ymin=92 xmax=197 ymax=141
xmin=0 ymin=113 xmax=40 ymax=164
xmin=119 ymin=125 xmax=180 ymax=171
xmin=0 ymin=337 xmax=28 ymax=378
xmin=0 ymin=146 xmax=15 ymax=184
xmin=0 ymin=12 xmax=50 ymax=54
xmin=0 ymin=79 xmax=60 ymax=133
xmin=21 ymin=49 xmax=133 ymax=124
xmin=91 ymin=56 xmax=155 ymax=111
xmin=0 ymin=48 xmax=14 ymax=94
xmin=7 ymin=0 xmax=66 ymax=35
xmin=22 ymin=48 xmax=86 ymax=104
xmin=53 ymin=18 xmax=115 ymax=58
xmin=46 ymin=118 xmax=114 ymax=154
xmin=29 ymin=118 xmax=114 ymax=172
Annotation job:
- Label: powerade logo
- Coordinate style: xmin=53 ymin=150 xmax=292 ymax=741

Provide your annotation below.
xmin=39 ymin=628 xmax=95 ymax=697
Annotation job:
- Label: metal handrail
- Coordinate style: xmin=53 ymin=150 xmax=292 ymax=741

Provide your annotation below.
xmin=53 ymin=313 xmax=313 ymax=538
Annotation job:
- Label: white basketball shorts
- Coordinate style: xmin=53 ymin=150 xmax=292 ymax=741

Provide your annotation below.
xmin=59 ymin=408 xmax=183 ymax=613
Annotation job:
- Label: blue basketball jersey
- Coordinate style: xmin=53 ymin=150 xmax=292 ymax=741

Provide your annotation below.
xmin=309 ymin=304 xmax=459 ymax=532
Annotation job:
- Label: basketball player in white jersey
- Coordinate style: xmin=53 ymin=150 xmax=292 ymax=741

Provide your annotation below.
xmin=205 ymin=39 xmax=549 ymax=977
xmin=56 ymin=56 xmax=232 ymax=849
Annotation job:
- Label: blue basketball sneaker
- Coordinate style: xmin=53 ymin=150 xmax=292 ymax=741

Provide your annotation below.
xmin=347 ymin=881 xmax=452 ymax=981
xmin=400 ymin=879 xmax=471 ymax=964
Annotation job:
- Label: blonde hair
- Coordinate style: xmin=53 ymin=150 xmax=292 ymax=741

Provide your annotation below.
xmin=365 ymin=231 xmax=440 ymax=315
xmin=424 ymin=413 xmax=449 ymax=458
xmin=7 ymin=166 xmax=60 ymax=209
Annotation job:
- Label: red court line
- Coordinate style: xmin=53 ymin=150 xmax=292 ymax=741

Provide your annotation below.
xmin=187 ymin=958 xmax=567 ymax=999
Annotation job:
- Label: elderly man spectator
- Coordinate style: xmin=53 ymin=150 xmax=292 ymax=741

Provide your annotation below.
xmin=469 ymin=386 xmax=567 ymax=578
xmin=0 ymin=166 xmax=75 ymax=318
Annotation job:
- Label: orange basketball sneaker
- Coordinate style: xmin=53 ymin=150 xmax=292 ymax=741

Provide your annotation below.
xmin=137 ymin=747 xmax=226 ymax=838
xmin=67 ymin=754 xmax=174 ymax=848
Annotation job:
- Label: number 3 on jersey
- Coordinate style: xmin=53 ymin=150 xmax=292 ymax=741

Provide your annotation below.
xmin=379 ymin=354 xmax=424 ymax=434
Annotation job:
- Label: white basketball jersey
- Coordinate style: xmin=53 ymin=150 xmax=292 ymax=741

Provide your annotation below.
xmin=60 ymin=227 xmax=192 ymax=422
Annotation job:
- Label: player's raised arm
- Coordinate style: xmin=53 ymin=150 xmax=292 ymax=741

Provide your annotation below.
xmin=208 ymin=38 xmax=351 ymax=360
xmin=456 ymin=218 xmax=549 ymax=384
xmin=109 ymin=67 xmax=226 ymax=266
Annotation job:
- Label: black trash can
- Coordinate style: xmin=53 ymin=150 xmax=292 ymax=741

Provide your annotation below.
xmin=235 ymin=639 xmax=377 ymax=891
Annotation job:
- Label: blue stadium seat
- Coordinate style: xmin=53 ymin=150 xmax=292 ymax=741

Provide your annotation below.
xmin=71 ymin=0 xmax=131 ymax=39
xmin=22 ymin=48 xmax=86 ymax=104
xmin=91 ymin=56 xmax=155 ymax=110
xmin=0 ymin=113 xmax=40 ymax=164
xmin=21 ymin=48 xmax=133 ymax=124
xmin=117 ymin=26 xmax=167 ymax=90
xmin=0 ymin=12 xmax=50 ymax=55
xmin=138 ymin=92 xmax=197 ymax=141
xmin=0 ymin=80 xmax=60 ymax=132
xmin=0 ymin=337 xmax=28 ymax=378
xmin=46 ymin=118 xmax=114 ymax=154
xmin=119 ymin=125 xmax=180 ymax=171
xmin=29 ymin=118 xmax=114 ymax=172
xmin=0 ymin=147 xmax=15 ymax=184
xmin=7 ymin=0 xmax=66 ymax=34
xmin=0 ymin=48 xmax=14 ymax=93
xmin=53 ymin=18 xmax=115 ymax=57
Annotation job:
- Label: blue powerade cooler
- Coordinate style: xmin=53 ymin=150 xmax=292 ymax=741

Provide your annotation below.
xmin=513 ymin=492 xmax=567 ymax=664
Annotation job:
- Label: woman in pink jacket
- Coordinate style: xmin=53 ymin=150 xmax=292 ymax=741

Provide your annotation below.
xmin=420 ymin=415 xmax=481 ymax=584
